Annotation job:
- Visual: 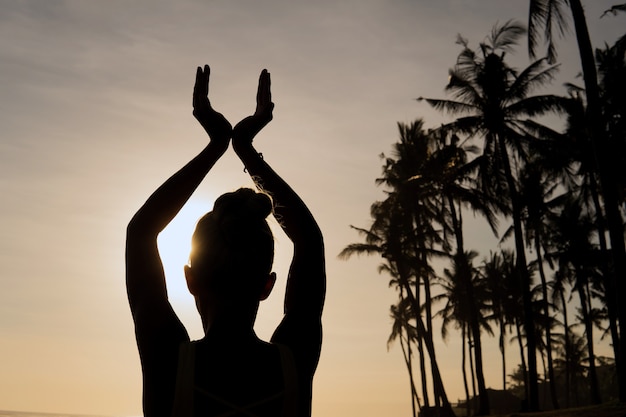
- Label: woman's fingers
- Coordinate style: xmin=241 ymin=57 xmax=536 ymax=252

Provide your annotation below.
xmin=257 ymin=69 xmax=272 ymax=105
xmin=204 ymin=65 xmax=211 ymax=95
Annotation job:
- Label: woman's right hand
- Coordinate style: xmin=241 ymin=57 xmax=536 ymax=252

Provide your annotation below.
xmin=232 ymin=69 xmax=274 ymax=150
xmin=193 ymin=65 xmax=232 ymax=149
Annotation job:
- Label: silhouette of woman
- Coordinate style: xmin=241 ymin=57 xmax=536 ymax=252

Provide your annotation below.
xmin=126 ymin=65 xmax=326 ymax=417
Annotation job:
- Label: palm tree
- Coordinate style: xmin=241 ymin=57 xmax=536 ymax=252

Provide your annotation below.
xmin=546 ymin=196 xmax=602 ymax=404
xmin=375 ymin=121 xmax=453 ymax=413
xmin=407 ymin=127 xmax=500 ymax=415
xmin=389 ymin=296 xmax=421 ymax=417
xmin=559 ymin=84 xmax=622 ymax=367
xmin=481 ymin=250 xmax=519 ymax=391
xmin=340 ymin=120 xmax=457 ymax=417
xmin=550 ymin=270 xmax=573 ymax=407
xmin=528 ymin=2 xmax=626 ymax=399
xmin=419 ymin=21 xmax=568 ymax=410
xmin=518 ymin=154 xmax=564 ymax=409
xmin=554 ymin=328 xmax=589 ymax=407
xmin=433 ymin=251 xmax=493 ymax=416
xmin=596 ymin=39 xmax=626 ymax=212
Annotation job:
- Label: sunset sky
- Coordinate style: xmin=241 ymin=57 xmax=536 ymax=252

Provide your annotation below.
xmin=1 ymin=1 xmax=623 ymax=416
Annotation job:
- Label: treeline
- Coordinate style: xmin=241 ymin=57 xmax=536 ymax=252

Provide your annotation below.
xmin=341 ymin=3 xmax=626 ymax=417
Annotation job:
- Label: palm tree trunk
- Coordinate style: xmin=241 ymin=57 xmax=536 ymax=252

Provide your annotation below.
xmin=534 ymin=234 xmax=559 ymax=409
xmin=515 ymin=317 xmax=529 ymax=409
xmin=569 ymin=0 xmax=626 ymax=400
xmin=417 ymin=332 xmax=430 ymax=409
xmin=468 ymin=332 xmax=477 ymax=416
xmin=400 ymin=323 xmax=419 ymax=417
xmin=559 ymin=288 xmax=571 ymax=408
xmin=422 ymin=263 xmax=442 ymax=410
xmin=497 ymin=134 xmax=539 ymax=410
xmin=412 ymin=256 xmax=431 ymax=409
xmin=413 ymin=303 xmax=456 ymax=417
xmin=448 ymin=196 xmax=490 ymax=415
xmin=500 ymin=318 xmax=507 ymax=391
xmin=396 ymin=256 xmax=456 ymax=417
xmin=588 ymin=176 xmax=621 ymax=366
xmin=575 ymin=272 xmax=601 ymax=404
xmin=462 ymin=324 xmax=471 ymax=417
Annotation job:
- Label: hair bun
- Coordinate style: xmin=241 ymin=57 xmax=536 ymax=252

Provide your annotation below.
xmin=243 ymin=191 xmax=273 ymax=220
xmin=190 ymin=187 xmax=275 ymax=284
xmin=213 ymin=188 xmax=273 ymax=222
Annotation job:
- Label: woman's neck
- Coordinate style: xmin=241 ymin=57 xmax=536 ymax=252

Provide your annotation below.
xmin=198 ymin=295 xmax=260 ymax=337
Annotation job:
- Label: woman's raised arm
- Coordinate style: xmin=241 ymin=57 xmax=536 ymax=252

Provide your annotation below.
xmin=232 ymin=69 xmax=325 ymax=316
xmin=126 ymin=65 xmax=231 ymax=338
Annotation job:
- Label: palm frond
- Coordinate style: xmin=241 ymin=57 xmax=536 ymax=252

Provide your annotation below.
xmin=338 ymin=243 xmax=383 ymax=260
xmin=488 ymin=19 xmax=527 ymax=53
xmin=418 ymin=97 xmax=478 ymax=115
xmin=507 ymin=59 xmax=560 ymax=101
xmin=446 ymin=116 xmax=484 ymax=136
xmin=511 ymin=118 xmax=564 ymax=141
xmin=528 ymin=0 xmax=570 ymax=63
xmin=506 ymin=94 xmax=570 ymax=118
xmin=445 ymin=69 xmax=483 ymax=104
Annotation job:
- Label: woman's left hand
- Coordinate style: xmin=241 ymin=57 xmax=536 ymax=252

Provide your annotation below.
xmin=232 ymin=69 xmax=274 ymax=149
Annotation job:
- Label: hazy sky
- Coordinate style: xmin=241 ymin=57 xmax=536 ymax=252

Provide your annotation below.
xmin=1 ymin=1 xmax=623 ymax=416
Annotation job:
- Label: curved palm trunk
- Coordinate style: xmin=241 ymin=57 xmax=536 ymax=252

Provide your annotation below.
xmin=447 ymin=196 xmax=490 ymax=415
xmin=412 ymin=255 xmax=431 ymax=409
xmin=411 ymin=299 xmax=456 ymax=417
xmin=559 ymin=289 xmax=571 ymax=408
xmin=569 ymin=0 xmax=626 ymax=399
xmin=515 ymin=317 xmax=529 ymax=408
xmin=462 ymin=324 xmax=471 ymax=417
xmin=468 ymin=331 xmax=477 ymax=415
xmin=497 ymin=134 xmax=539 ymax=410
xmin=394 ymin=253 xmax=456 ymax=417
xmin=400 ymin=323 xmax=420 ymax=417
xmin=534 ymin=234 xmax=559 ymax=409
xmin=500 ymin=318 xmax=507 ymax=391
xmin=588 ymin=176 xmax=621 ymax=365
xmin=574 ymin=270 xmax=601 ymax=404
xmin=540 ymin=349 xmax=548 ymax=406
xmin=421 ymin=259 xmax=442 ymax=410
xmin=417 ymin=333 xmax=430 ymax=409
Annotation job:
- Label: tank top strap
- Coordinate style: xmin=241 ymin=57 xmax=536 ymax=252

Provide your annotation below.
xmin=171 ymin=341 xmax=196 ymax=417
xmin=275 ymin=343 xmax=298 ymax=417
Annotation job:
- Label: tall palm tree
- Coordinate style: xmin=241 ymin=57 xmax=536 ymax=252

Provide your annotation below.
xmin=375 ymin=121 xmax=452 ymax=413
xmin=595 ymin=40 xmax=626 ymax=212
xmin=433 ymin=251 xmax=493 ymax=416
xmin=557 ymin=83 xmax=625 ymax=370
xmin=419 ymin=21 xmax=568 ymax=410
xmin=408 ymin=128 xmax=499 ymax=415
xmin=553 ymin=330 xmax=582 ymax=405
xmin=340 ymin=120 xmax=457 ymax=417
xmin=519 ymin=154 xmax=564 ymax=409
xmin=481 ymin=250 xmax=519 ymax=391
xmin=546 ymin=196 xmax=602 ymax=404
xmin=550 ymin=269 xmax=573 ymax=407
xmin=389 ymin=296 xmax=421 ymax=417
xmin=528 ymin=2 xmax=626 ymax=399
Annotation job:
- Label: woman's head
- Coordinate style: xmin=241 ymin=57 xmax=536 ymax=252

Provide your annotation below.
xmin=187 ymin=188 xmax=275 ymax=301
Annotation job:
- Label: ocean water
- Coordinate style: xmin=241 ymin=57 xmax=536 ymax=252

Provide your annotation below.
xmin=0 ymin=412 xmax=125 ymax=417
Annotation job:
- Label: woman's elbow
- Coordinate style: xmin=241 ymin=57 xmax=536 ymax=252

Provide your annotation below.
xmin=126 ymin=216 xmax=157 ymax=242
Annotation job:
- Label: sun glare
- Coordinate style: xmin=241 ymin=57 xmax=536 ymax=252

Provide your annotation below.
xmin=157 ymin=199 xmax=213 ymax=303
